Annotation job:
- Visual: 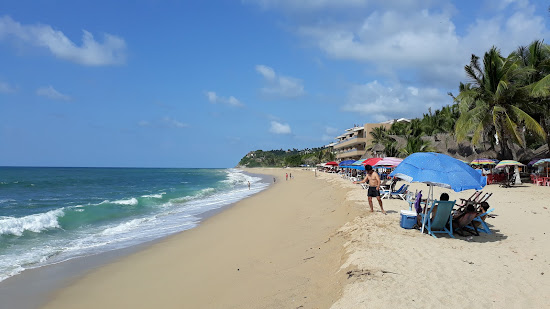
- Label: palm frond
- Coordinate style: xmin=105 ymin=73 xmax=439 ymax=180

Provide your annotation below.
xmin=509 ymin=105 xmax=546 ymax=139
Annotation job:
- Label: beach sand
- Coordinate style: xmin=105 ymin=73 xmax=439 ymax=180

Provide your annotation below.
xmin=41 ymin=168 xmax=360 ymax=309
xmin=41 ymin=168 xmax=550 ymax=308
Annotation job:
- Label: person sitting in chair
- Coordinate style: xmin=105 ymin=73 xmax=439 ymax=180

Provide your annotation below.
xmin=415 ymin=193 xmax=449 ymax=228
xmin=472 ymin=201 xmax=490 ymax=228
xmin=452 ymin=204 xmax=479 ymax=236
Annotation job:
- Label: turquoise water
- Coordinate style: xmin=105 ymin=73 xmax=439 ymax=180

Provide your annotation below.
xmin=0 ymin=167 xmax=269 ymax=281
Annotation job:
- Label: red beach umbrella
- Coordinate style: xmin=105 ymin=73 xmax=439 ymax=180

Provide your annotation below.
xmin=325 ymin=161 xmax=339 ymax=166
xmin=362 ymin=157 xmax=383 ymax=166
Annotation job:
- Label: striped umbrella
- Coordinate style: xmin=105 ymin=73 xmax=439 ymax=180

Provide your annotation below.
xmin=533 ymin=158 xmax=550 ymax=166
xmin=362 ymin=157 xmax=383 ymax=167
xmin=533 ymin=159 xmax=550 ymax=177
xmin=471 ymin=158 xmax=498 ymax=166
xmin=351 ymin=159 xmax=367 ymax=165
xmin=495 ymin=160 xmax=524 ymax=169
xmin=373 ymin=157 xmax=403 ymax=167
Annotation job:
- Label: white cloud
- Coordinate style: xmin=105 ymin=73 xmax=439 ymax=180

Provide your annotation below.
xmin=163 ymin=117 xmax=188 ymax=128
xmin=251 ymin=1 xmax=548 ymax=89
xmin=255 ymin=65 xmax=276 ymax=81
xmin=205 ymin=91 xmax=244 ymax=107
xmin=0 ymin=15 xmax=126 ymax=66
xmin=269 ymin=120 xmax=292 ymax=134
xmin=0 ymin=81 xmax=16 ymax=93
xmin=255 ymin=65 xmax=305 ymax=98
xmin=138 ymin=120 xmax=151 ymax=127
xmin=36 ymin=86 xmax=72 ymax=101
xmin=342 ymin=80 xmax=448 ymax=122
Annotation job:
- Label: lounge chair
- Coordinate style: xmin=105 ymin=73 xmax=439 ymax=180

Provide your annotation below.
xmin=456 ymin=191 xmax=482 ymax=209
xmin=452 ymin=205 xmax=479 ymax=236
xmin=381 ymin=184 xmax=406 ymax=199
xmin=465 ymin=208 xmax=495 ymax=234
xmin=389 ymin=184 xmax=409 ymax=200
xmin=423 ymin=200 xmax=456 ymax=239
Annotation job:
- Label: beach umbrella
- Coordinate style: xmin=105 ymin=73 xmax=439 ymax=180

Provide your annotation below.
xmin=528 ymin=158 xmax=544 ymax=166
xmin=325 ymin=161 xmax=339 ymax=166
xmin=351 ymin=159 xmax=367 ymax=165
xmin=471 ymin=158 xmax=498 ymax=166
xmin=373 ymin=157 xmax=403 ymax=168
xmin=389 ymin=152 xmax=487 ymax=234
xmin=362 ymin=157 xmax=383 ymax=166
xmin=339 ymin=160 xmax=355 ymax=167
xmin=533 ymin=159 xmax=550 ymax=177
xmin=495 ymin=160 xmax=524 ymax=169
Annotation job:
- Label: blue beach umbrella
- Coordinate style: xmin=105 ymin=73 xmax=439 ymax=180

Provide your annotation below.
xmin=339 ymin=160 xmax=355 ymax=167
xmin=389 ymin=152 xmax=487 ymax=234
xmin=390 ymin=152 xmax=487 ymax=192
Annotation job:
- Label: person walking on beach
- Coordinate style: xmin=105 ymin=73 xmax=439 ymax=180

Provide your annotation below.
xmin=248 ymin=181 xmax=250 ymax=190
xmin=286 ymin=173 xmax=288 ymax=181
xmin=290 ymin=173 xmax=292 ymax=179
xmin=354 ymin=165 xmax=386 ymax=214
xmin=273 ymin=177 xmax=276 ymax=183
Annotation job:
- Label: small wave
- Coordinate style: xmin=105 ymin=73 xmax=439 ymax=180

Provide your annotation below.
xmin=141 ymin=192 xmax=166 ymax=199
xmin=0 ymin=199 xmax=16 ymax=204
xmin=101 ymin=218 xmax=150 ymax=236
xmin=0 ymin=209 xmax=65 ymax=236
xmin=222 ymin=169 xmax=261 ymax=186
xmin=170 ymin=187 xmax=215 ymax=203
xmin=112 ymin=198 xmax=139 ymax=206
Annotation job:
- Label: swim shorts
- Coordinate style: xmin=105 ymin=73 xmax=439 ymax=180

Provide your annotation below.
xmin=367 ymin=186 xmax=380 ymax=197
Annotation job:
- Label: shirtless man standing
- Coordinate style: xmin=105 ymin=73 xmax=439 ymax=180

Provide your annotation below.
xmin=354 ymin=165 xmax=386 ymax=214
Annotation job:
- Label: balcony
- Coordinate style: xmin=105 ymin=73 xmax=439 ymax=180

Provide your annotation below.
xmin=333 ymin=137 xmax=367 ymax=150
xmin=336 ymin=149 xmax=365 ymax=159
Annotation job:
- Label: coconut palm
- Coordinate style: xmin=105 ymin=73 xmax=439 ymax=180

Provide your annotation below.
xmin=512 ymin=40 xmax=550 ymax=152
xmin=454 ymin=47 xmax=546 ymax=159
xmin=399 ymin=136 xmax=434 ymax=157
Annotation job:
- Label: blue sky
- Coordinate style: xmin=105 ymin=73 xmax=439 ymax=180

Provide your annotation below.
xmin=1 ymin=0 xmax=549 ymax=168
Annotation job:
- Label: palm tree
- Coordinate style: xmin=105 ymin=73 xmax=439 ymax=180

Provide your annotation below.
xmin=399 ymin=136 xmax=434 ymax=157
xmin=512 ymin=40 xmax=550 ymax=152
xmin=454 ymin=47 xmax=546 ymax=159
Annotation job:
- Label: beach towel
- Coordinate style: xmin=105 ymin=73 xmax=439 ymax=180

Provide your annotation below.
xmin=414 ymin=191 xmax=422 ymax=214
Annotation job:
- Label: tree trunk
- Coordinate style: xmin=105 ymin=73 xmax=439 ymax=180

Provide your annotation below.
xmin=498 ymin=127 xmax=513 ymax=160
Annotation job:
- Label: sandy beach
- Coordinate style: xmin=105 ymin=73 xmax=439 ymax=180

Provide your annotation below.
xmin=40 ymin=168 xmax=550 ymax=308
xmin=41 ymin=168 xmax=360 ymax=309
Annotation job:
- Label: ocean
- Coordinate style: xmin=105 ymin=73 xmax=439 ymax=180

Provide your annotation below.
xmin=0 ymin=167 xmax=270 ymax=282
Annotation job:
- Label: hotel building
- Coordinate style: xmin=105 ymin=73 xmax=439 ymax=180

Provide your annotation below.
xmin=328 ymin=118 xmax=410 ymax=161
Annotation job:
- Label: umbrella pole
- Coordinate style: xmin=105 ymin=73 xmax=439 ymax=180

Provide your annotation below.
xmin=421 ymin=185 xmax=433 ymax=234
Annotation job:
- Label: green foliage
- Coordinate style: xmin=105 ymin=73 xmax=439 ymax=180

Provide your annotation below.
xmin=238 ymin=147 xmax=326 ymax=167
xmin=453 ymin=44 xmax=547 ymax=158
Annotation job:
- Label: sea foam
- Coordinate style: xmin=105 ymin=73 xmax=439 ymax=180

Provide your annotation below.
xmin=0 ymin=209 xmax=64 ymax=236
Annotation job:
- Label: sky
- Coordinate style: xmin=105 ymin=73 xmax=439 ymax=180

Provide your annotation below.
xmin=1 ymin=0 xmax=549 ymax=168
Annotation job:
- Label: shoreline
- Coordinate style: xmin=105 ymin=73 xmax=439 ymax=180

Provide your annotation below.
xmin=0 ymin=169 xmax=274 ymax=309
xmin=6 ymin=167 xmax=549 ymax=308
xmin=38 ymin=167 xmax=361 ymax=308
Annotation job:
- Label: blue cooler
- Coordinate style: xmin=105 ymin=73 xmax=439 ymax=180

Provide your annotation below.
xmin=400 ymin=210 xmax=417 ymax=229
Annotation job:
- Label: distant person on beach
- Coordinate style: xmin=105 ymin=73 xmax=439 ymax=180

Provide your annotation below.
xmin=248 ymin=181 xmax=250 ymax=190
xmin=353 ymin=165 xmax=386 ymax=214
xmin=273 ymin=177 xmax=276 ymax=183
xmin=286 ymin=173 xmax=288 ymax=181
xmin=290 ymin=173 xmax=292 ymax=179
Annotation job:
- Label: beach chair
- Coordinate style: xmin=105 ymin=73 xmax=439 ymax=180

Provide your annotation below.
xmin=456 ymin=191 xmax=482 ymax=208
xmin=389 ymin=185 xmax=409 ymax=200
xmin=465 ymin=208 xmax=495 ymax=234
xmin=360 ymin=183 xmax=368 ymax=190
xmin=381 ymin=184 xmax=405 ymax=199
xmin=477 ymin=192 xmax=492 ymax=204
xmin=423 ymin=200 xmax=456 ymax=239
